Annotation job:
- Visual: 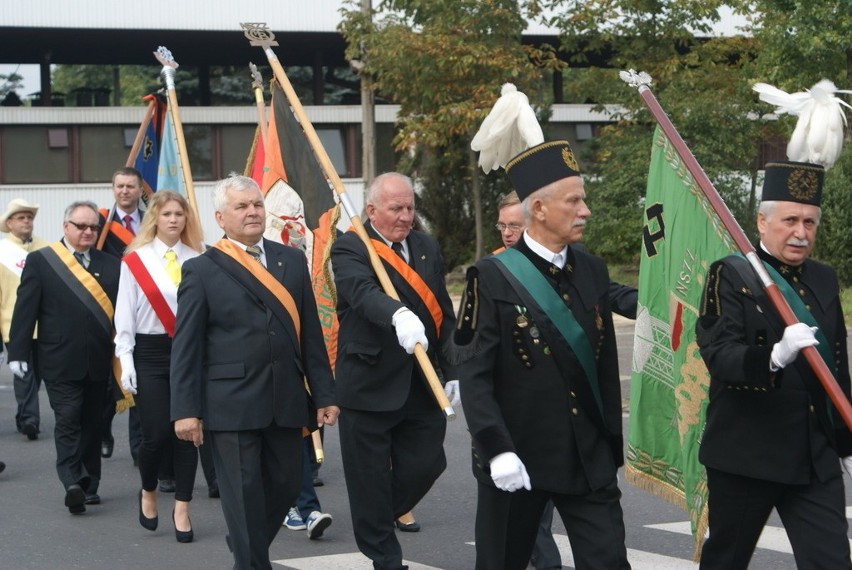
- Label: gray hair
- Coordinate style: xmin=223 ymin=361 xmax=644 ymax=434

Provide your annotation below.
xmin=366 ymin=172 xmax=414 ymax=208
xmin=64 ymin=200 xmax=99 ymax=221
xmin=520 ymin=184 xmax=560 ymax=223
xmin=759 ymin=200 xmax=822 ymax=224
xmin=212 ymin=173 xmax=262 ymax=213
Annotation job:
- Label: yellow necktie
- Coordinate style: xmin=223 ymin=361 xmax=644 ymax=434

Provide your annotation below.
xmin=164 ymin=250 xmax=181 ymax=286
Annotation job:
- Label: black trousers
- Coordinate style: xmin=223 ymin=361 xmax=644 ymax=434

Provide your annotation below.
xmin=339 ymin=376 xmax=447 ymax=570
xmin=43 ymin=375 xmax=106 ymax=494
xmin=210 ymin=424 xmax=302 ymax=570
xmin=474 ymin=478 xmax=630 ymax=570
xmin=701 ymin=467 xmax=852 ymax=570
xmin=134 ymin=334 xmax=198 ymax=501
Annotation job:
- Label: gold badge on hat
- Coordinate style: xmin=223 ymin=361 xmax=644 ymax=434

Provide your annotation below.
xmin=562 ymin=147 xmax=579 ymax=172
xmin=788 ymin=169 xmax=819 ymax=202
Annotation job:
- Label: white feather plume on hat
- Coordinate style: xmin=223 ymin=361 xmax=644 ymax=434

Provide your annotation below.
xmin=753 ymin=79 xmax=852 ymax=169
xmin=471 ymin=83 xmax=544 ymax=173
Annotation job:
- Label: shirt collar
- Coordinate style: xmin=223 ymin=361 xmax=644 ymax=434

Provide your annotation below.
xmin=522 ymin=232 xmax=568 ymax=268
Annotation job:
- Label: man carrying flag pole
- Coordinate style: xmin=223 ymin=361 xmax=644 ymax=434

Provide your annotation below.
xmin=622 ymin=70 xmax=852 ymax=565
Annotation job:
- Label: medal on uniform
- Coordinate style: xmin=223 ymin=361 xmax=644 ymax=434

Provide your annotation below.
xmin=516 ymin=315 xmax=528 ymax=328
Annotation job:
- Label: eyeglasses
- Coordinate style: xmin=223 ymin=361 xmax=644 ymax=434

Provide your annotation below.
xmin=494 ymin=223 xmax=524 ymax=234
xmin=66 ymin=220 xmax=101 ymax=232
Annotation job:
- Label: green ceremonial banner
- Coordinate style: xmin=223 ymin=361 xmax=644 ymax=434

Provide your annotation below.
xmin=626 ymin=127 xmax=736 ymax=557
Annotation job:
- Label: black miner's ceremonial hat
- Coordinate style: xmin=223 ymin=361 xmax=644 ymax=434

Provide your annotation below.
xmin=505 ymin=140 xmax=581 ymax=201
xmin=761 ymin=160 xmax=824 ymax=207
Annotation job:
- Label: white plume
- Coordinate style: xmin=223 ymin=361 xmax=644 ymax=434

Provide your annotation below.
xmin=471 ymin=84 xmax=545 ymax=173
xmin=753 ymin=79 xmax=852 ymax=169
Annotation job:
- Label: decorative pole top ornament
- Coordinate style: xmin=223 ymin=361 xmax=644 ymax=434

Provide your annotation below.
xmin=249 ymin=62 xmax=264 ymax=92
xmin=619 ymin=69 xmax=652 ymax=89
xmin=154 ymin=46 xmax=178 ymax=70
xmin=241 ymin=23 xmax=279 ymax=48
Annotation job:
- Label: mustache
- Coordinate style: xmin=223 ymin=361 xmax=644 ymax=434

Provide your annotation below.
xmin=573 ymin=220 xmax=587 ymax=228
xmin=787 ymin=238 xmax=809 ymax=247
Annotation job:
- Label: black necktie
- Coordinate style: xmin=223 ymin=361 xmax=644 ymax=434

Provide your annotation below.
xmin=391 ymin=242 xmax=405 ymax=261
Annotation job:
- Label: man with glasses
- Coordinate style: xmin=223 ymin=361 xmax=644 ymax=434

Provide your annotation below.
xmin=0 ymin=198 xmax=50 ymax=441
xmin=7 ymin=201 xmax=120 ymax=514
xmin=494 ymin=191 xmax=525 ymax=252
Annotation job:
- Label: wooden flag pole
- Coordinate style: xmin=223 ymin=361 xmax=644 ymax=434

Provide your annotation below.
xmin=620 ymin=69 xmax=852 ymax=431
xmin=249 ymin=62 xmax=269 ymax=150
xmin=241 ymin=22 xmax=455 ymax=420
xmin=154 ymin=47 xmax=199 ymax=219
xmin=96 ymin=97 xmax=158 ymax=250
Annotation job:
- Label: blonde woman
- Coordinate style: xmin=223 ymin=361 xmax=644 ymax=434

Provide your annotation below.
xmin=114 ymin=191 xmax=203 ymax=542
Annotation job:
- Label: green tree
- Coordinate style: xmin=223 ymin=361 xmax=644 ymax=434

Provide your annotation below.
xmin=540 ymin=0 xmax=765 ymax=263
xmin=744 ymin=0 xmax=852 ymax=279
xmin=339 ymin=0 xmax=560 ymax=263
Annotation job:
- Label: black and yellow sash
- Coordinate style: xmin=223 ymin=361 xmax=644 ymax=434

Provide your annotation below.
xmin=44 ymin=243 xmax=113 ymax=335
xmin=43 ymin=244 xmax=135 ymax=410
xmin=211 ymin=240 xmax=302 ymax=351
xmin=491 ymin=248 xmax=605 ymax=420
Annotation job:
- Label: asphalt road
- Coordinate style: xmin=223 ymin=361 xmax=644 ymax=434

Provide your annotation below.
xmin=0 ymin=317 xmax=850 ymax=569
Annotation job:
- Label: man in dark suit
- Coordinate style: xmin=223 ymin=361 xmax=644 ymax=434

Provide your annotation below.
xmin=331 ymin=172 xmax=459 ymax=570
xmin=170 ymin=174 xmax=338 ymax=570
xmin=696 ymin=161 xmax=852 ymax=569
xmin=98 ymin=166 xmax=144 ymax=462
xmin=456 ymin=141 xmax=630 ymax=569
xmin=7 ymin=201 xmax=120 ymax=514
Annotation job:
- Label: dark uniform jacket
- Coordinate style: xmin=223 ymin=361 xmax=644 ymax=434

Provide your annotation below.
xmin=331 ymin=223 xmax=458 ymax=412
xmin=98 ymin=208 xmax=139 ymax=259
xmin=169 ymin=238 xmax=335 ymax=431
xmin=696 ymin=249 xmax=852 ymax=485
xmin=8 ymin=241 xmax=120 ymax=382
xmin=456 ymin=238 xmax=624 ymax=494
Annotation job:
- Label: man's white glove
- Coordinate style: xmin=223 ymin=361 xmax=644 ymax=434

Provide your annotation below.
xmin=392 ymin=308 xmax=428 ymax=354
xmin=770 ymin=323 xmax=819 ymax=370
xmin=119 ymin=353 xmax=137 ymax=395
xmin=843 ymin=456 xmax=852 ymax=478
xmin=9 ymin=361 xmax=27 ymax=378
xmin=444 ymin=380 xmax=461 ymax=407
xmin=489 ymin=452 xmax=531 ymax=492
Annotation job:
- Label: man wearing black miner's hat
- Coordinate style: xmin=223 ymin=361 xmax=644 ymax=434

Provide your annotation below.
xmin=696 ymin=80 xmax=852 ymax=569
xmin=457 ymin=84 xmax=630 ymax=570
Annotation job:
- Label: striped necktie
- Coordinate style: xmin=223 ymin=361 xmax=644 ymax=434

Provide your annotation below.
xmin=246 ymin=245 xmax=263 ymax=264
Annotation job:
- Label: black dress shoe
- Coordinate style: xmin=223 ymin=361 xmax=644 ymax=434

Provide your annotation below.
xmin=138 ymin=490 xmax=158 ymax=531
xmin=21 ymin=423 xmax=39 ymax=441
xmin=395 ymin=518 xmax=421 ymax=532
xmin=101 ymin=440 xmax=114 ymax=458
xmin=173 ymin=509 xmax=193 ymax=543
xmin=158 ymin=479 xmax=176 ymax=493
xmin=208 ymin=481 xmax=220 ymax=498
xmin=65 ymin=484 xmax=86 ymax=515
xmin=0 ymin=461 xmax=6 ymax=474
xmin=85 ymin=493 xmax=101 ymax=505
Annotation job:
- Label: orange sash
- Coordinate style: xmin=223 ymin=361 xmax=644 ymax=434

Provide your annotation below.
xmin=213 ymin=240 xmax=301 ymax=346
xmin=370 ymin=239 xmax=443 ymax=338
xmin=98 ymin=208 xmax=134 ymax=246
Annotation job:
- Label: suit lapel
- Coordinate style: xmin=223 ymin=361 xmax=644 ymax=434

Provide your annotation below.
xmin=262 ymin=239 xmax=287 ymax=284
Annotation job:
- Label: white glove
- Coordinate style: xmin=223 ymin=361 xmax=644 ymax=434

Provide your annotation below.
xmin=392 ymin=308 xmax=428 ymax=354
xmin=489 ymin=452 xmax=531 ymax=492
xmin=119 ymin=353 xmax=137 ymax=395
xmin=843 ymin=456 xmax=852 ymax=478
xmin=770 ymin=323 xmax=819 ymax=370
xmin=9 ymin=361 xmax=27 ymax=378
xmin=444 ymin=380 xmax=461 ymax=407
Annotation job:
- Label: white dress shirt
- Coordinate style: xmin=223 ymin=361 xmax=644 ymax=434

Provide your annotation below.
xmin=228 ymin=237 xmax=267 ymax=267
xmin=522 ymin=232 xmax=568 ymax=269
xmin=114 ymin=238 xmax=199 ymax=357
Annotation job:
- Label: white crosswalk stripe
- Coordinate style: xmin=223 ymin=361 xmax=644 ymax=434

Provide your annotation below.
xmin=274 ymin=553 xmax=444 ymax=569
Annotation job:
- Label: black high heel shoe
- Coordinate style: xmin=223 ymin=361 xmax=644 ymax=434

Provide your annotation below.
xmin=173 ymin=508 xmax=194 ymax=543
xmin=138 ymin=490 xmax=158 ymax=531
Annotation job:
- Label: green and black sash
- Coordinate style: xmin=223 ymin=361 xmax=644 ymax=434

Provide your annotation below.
xmin=491 ymin=248 xmax=607 ymax=429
